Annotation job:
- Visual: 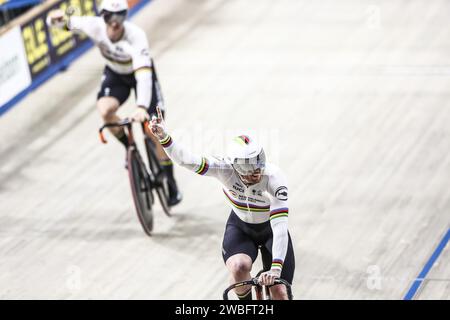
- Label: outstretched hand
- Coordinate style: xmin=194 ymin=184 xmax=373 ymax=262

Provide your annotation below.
xmin=149 ymin=106 xmax=167 ymax=140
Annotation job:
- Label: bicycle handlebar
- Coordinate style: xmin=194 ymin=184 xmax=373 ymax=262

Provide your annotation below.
xmin=98 ymin=118 xmax=149 ymax=144
xmin=222 ymin=277 xmax=293 ymax=300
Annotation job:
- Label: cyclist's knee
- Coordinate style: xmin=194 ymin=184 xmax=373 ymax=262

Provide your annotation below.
xmin=226 ymin=255 xmax=252 ymax=276
xmin=97 ymin=97 xmax=119 ymax=121
xmin=270 ymin=284 xmax=288 ymax=300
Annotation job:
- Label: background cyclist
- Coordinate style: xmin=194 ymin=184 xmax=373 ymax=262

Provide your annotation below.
xmin=46 ymin=0 xmax=182 ymax=206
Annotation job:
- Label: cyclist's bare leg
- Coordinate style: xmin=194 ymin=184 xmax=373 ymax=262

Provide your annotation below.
xmin=269 ymin=284 xmax=288 ymax=300
xmin=97 ymin=97 xmax=127 ymax=147
xmin=226 ymin=253 xmax=253 ymax=299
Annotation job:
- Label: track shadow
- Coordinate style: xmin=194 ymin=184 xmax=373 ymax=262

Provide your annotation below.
xmin=0 ymin=206 xmax=225 ymax=243
xmin=151 ymin=211 xmax=224 ymax=239
xmin=0 ymin=210 xmax=145 ymax=242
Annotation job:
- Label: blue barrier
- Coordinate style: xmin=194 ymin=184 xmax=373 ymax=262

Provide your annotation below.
xmin=0 ymin=0 xmax=42 ymax=10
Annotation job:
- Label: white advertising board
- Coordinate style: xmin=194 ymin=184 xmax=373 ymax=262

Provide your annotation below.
xmin=0 ymin=26 xmax=32 ymax=108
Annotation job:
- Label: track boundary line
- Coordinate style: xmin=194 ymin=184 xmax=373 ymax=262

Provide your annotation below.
xmin=403 ymin=228 xmax=450 ymax=300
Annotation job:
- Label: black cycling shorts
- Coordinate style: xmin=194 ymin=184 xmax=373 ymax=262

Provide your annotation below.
xmin=222 ymin=210 xmax=295 ymax=284
xmin=97 ymin=59 xmax=164 ymax=115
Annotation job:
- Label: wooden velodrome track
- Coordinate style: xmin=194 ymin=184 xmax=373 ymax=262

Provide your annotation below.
xmin=0 ymin=0 xmax=449 ymax=299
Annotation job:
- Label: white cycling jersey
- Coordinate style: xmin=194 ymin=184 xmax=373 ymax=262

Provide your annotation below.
xmin=159 ymin=135 xmax=290 ymax=272
xmin=68 ymin=16 xmax=150 ymax=74
xmin=67 ymin=16 xmax=154 ymax=108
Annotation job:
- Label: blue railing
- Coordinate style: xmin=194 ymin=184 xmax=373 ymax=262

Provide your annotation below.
xmin=0 ymin=0 xmax=42 ymax=10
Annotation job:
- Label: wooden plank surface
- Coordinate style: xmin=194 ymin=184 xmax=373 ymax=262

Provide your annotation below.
xmin=0 ymin=0 xmax=449 ymax=299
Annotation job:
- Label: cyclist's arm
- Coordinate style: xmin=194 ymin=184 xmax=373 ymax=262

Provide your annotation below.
xmin=158 ymin=135 xmax=229 ymax=179
xmin=129 ymin=28 xmax=152 ymax=109
xmin=268 ymin=169 xmax=289 ymax=275
xmin=68 ymin=16 xmax=102 ymax=36
xmin=46 ymin=10 xmax=99 ymax=36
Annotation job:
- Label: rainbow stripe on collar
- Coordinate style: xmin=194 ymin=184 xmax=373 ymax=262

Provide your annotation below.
xmin=223 ymin=189 xmax=270 ymax=212
xmin=270 ymin=208 xmax=288 ymax=220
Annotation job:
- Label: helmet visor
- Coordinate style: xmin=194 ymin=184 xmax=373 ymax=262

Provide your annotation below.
xmin=232 ymin=150 xmax=266 ymax=176
xmin=102 ymin=10 xmax=127 ymax=24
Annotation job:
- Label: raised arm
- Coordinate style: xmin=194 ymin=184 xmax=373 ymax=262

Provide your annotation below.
xmin=149 ymin=107 xmax=231 ymax=178
xmin=46 ymin=9 xmax=100 ymax=38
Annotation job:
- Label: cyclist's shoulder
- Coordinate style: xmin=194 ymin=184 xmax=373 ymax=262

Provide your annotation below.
xmin=124 ymin=22 xmax=147 ymax=39
xmin=264 ymin=163 xmax=288 ymax=192
xmin=264 ymin=162 xmax=285 ymax=178
xmin=70 ymin=15 xmax=103 ymax=29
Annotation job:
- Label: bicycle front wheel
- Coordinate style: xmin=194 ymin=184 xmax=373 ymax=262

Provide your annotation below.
xmin=128 ymin=147 xmax=154 ymax=236
xmin=145 ymin=137 xmax=171 ymax=217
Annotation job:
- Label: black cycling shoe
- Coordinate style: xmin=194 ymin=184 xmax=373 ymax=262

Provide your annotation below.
xmin=166 ymin=175 xmax=182 ymax=206
xmin=168 ymin=189 xmax=182 ymax=207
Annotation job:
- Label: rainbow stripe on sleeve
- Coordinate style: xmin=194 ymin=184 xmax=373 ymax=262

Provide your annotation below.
xmin=195 ymin=157 xmax=209 ymax=175
xmin=269 ymin=208 xmax=289 ymax=220
xmin=271 ymin=259 xmax=283 ymax=270
xmin=159 ymin=135 xmax=173 ymax=148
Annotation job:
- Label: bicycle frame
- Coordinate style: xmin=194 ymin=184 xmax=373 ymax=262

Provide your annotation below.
xmin=99 ymin=119 xmax=157 ymax=179
xmin=98 ymin=118 xmax=157 ymax=234
xmin=98 ymin=118 xmax=172 ymax=235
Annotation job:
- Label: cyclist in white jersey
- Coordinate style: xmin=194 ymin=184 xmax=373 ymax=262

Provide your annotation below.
xmin=46 ymin=0 xmax=181 ymax=206
xmin=149 ymin=107 xmax=295 ymax=300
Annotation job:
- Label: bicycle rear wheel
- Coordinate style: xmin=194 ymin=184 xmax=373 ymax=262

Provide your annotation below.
xmin=145 ymin=137 xmax=171 ymax=216
xmin=128 ymin=147 xmax=154 ymax=236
